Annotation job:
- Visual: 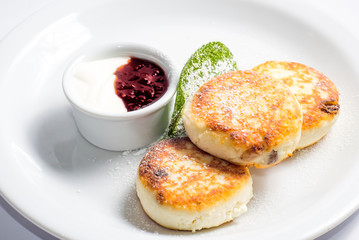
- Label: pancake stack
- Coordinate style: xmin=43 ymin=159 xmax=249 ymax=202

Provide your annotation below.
xmin=136 ymin=61 xmax=339 ymax=231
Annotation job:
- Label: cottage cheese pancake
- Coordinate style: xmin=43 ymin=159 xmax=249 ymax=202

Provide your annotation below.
xmin=183 ymin=70 xmax=303 ymax=168
xmin=136 ymin=137 xmax=252 ymax=231
xmin=253 ymin=61 xmax=340 ymax=149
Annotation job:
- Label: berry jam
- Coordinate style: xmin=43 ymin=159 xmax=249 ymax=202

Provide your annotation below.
xmin=114 ymin=57 xmax=168 ymax=112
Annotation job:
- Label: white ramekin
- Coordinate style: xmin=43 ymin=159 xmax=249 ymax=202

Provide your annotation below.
xmin=62 ymin=43 xmax=178 ymax=151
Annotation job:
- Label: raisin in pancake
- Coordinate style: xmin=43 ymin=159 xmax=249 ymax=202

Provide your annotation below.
xmin=136 ymin=137 xmax=252 ymax=231
xmin=182 ymin=70 xmax=303 ymax=168
xmin=253 ymin=61 xmax=340 ymax=149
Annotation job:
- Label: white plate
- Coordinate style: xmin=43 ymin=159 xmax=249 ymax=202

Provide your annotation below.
xmin=1 ymin=0 xmax=359 ymax=239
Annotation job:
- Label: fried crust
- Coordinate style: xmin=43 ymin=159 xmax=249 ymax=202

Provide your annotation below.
xmin=138 ymin=137 xmax=251 ymax=210
xmin=188 ymin=70 xmax=302 ymax=155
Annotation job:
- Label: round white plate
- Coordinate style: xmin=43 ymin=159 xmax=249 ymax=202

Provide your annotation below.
xmin=1 ymin=0 xmax=359 ymax=239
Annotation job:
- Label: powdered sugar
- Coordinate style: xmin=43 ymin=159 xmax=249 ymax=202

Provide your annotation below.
xmin=104 ymin=90 xmax=358 ymax=237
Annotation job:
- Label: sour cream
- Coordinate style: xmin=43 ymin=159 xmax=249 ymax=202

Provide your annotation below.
xmin=72 ymin=57 xmax=129 ymax=114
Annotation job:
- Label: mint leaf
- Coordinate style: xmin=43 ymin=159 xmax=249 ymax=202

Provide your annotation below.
xmin=165 ymin=42 xmax=237 ymax=138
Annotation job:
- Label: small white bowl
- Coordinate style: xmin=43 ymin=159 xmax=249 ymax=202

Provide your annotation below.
xmin=62 ymin=43 xmax=178 ymax=151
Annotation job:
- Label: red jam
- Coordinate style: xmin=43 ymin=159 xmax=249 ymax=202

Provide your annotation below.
xmin=114 ymin=57 xmax=168 ymax=112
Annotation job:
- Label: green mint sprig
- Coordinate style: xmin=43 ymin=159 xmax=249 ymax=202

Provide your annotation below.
xmin=165 ymin=42 xmax=237 ymax=138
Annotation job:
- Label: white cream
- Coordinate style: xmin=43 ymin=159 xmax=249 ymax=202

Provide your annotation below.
xmin=72 ymin=57 xmax=128 ymax=114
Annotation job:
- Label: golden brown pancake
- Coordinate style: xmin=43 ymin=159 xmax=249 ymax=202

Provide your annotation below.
xmin=253 ymin=61 xmax=339 ymax=148
xmin=136 ymin=137 xmax=252 ymax=231
xmin=182 ymin=70 xmax=303 ymax=168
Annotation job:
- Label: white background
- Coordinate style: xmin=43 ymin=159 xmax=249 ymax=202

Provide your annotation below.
xmin=0 ymin=0 xmax=358 ymax=239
